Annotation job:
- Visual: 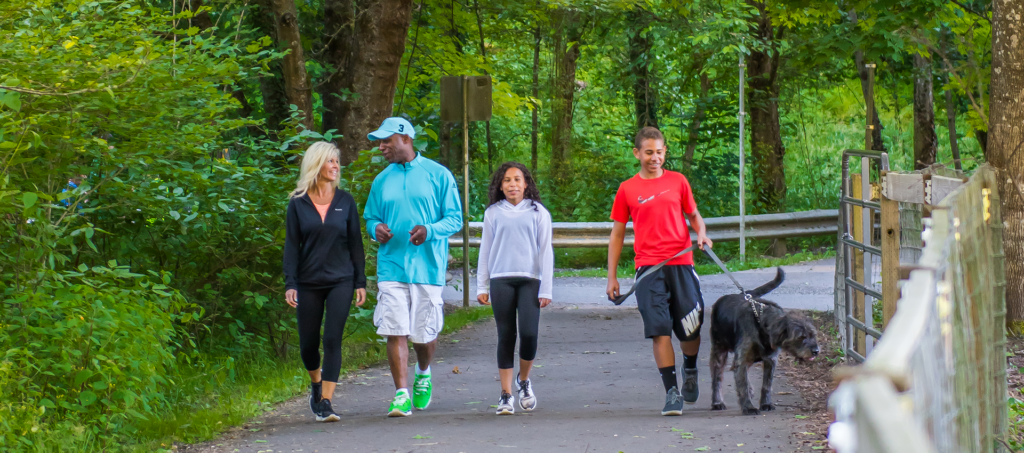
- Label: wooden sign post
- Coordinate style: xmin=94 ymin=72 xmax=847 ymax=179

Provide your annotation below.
xmin=440 ymin=75 xmax=492 ymax=307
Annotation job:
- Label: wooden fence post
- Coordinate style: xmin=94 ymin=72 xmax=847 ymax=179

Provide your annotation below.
xmin=881 ymin=189 xmax=900 ymax=330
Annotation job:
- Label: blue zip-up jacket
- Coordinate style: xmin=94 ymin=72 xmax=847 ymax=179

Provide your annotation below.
xmin=364 ymin=154 xmax=463 ymax=286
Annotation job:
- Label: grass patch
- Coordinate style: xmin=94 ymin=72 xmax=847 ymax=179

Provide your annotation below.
xmin=553 ymin=249 xmax=834 ymax=279
xmin=118 ymin=306 xmax=493 ymax=452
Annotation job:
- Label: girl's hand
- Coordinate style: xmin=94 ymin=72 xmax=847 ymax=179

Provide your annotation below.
xmin=355 ymin=288 xmax=366 ymax=306
xmin=539 ymin=298 xmax=551 ymax=308
xmin=285 ymin=289 xmax=298 ymax=308
xmin=477 ymin=293 xmax=490 ymax=305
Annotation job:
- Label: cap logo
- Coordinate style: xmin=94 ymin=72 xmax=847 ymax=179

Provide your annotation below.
xmin=398 ymin=124 xmax=404 ymax=132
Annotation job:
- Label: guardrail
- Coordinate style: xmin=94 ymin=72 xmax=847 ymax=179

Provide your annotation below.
xmin=449 ymin=209 xmax=839 ymax=248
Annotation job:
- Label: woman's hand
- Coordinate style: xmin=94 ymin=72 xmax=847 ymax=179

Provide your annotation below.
xmin=477 ymin=293 xmax=490 ymax=305
xmin=539 ymin=298 xmax=551 ymax=308
xmin=285 ymin=289 xmax=298 ymax=308
xmin=355 ymin=288 xmax=366 ymax=307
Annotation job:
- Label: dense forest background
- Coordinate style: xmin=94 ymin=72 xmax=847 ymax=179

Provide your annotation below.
xmin=1 ymin=0 xmax=1020 ymax=450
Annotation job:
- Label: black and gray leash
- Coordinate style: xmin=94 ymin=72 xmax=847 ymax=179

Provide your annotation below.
xmin=610 ymin=245 xmax=765 ymax=322
xmin=702 ymin=246 xmax=764 ymax=322
xmin=610 ymin=244 xmax=699 ymax=306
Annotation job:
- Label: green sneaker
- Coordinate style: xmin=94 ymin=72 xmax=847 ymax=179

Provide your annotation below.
xmin=388 ymin=390 xmax=412 ymax=417
xmin=413 ymin=372 xmax=433 ymax=410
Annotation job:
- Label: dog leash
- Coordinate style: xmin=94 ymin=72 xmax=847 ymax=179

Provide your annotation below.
xmin=611 ymin=244 xmax=765 ymax=322
xmin=702 ymin=247 xmax=764 ymax=322
xmin=610 ymin=244 xmax=699 ymax=305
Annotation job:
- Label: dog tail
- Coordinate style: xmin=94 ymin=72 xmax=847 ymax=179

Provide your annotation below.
xmin=748 ymin=267 xmax=785 ymax=298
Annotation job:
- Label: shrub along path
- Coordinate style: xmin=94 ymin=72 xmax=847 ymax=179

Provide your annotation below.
xmin=187 ymin=261 xmax=834 ymax=452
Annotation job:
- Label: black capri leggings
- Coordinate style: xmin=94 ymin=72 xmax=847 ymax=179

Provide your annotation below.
xmin=296 ymin=281 xmax=354 ymax=382
xmin=490 ymin=277 xmax=541 ymax=369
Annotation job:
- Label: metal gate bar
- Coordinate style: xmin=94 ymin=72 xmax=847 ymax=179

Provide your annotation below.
xmin=841 ymin=149 xmax=889 ymax=363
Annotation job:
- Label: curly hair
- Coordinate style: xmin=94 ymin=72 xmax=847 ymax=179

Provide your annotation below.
xmin=487 ymin=161 xmax=543 ymax=210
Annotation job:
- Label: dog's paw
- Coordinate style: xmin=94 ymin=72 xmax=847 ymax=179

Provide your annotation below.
xmin=711 ymin=402 xmax=727 ymax=411
xmin=741 ymin=406 xmax=761 ymax=416
xmin=760 ymin=403 xmax=776 ymax=412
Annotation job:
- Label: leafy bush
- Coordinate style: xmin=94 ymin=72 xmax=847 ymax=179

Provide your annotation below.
xmin=0 ymin=266 xmax=193 ymax=448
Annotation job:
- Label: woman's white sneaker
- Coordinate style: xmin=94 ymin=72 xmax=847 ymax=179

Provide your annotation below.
xmin=517 ymin=374 xmax=537 ymax=411
xmin=495 ymin=392 xmax=515 ymax=415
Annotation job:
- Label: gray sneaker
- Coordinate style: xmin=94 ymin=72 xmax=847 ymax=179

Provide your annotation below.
xmin=496 ymin=392 xmax=515 ymax=415
xmin=517 ymin=374 xmax=537 ymax=411
xmin=662 ymin=386 xmax=683 ymax=415
xmin=682 ymin=368 xmax=699 ymax=404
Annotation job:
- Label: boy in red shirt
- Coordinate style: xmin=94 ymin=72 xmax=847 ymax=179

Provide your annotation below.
xmin=606 ymin=127 xmax=712 ymax=415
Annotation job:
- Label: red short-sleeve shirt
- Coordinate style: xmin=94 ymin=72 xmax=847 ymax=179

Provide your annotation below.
xmin=610 ymin=170 xmax=698 ymax=268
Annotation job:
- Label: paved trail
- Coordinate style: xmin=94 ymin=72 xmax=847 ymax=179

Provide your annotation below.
xmin=192 ymin=260 xmax=833 ymax=453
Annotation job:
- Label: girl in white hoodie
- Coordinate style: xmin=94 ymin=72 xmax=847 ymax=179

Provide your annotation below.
xmin=476 ymin=161 xmax=554 ymax=415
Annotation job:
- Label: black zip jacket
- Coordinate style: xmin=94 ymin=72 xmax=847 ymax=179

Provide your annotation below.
xmin=283 ymin=189 xmax=366 ymax=290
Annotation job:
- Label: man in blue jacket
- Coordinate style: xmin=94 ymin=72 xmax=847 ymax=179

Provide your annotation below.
xmin=364 ymin=117 xmax=463 ymax=417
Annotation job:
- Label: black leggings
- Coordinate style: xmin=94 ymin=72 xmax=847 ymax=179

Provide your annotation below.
xmin=490 ymin=277 xmax=541 ymax=369
xmin=297 ymin=281 xmax=354 ymax=382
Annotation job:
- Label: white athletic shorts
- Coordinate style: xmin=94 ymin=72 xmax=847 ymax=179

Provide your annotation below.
xmin=374 ymin=281 xmax=445 ymax=343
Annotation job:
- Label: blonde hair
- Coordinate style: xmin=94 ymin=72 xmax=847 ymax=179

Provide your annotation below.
xmin=290 ymin=141 xmax=341 ymax=199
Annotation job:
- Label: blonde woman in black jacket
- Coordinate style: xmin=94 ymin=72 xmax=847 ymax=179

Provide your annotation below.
xmin=283 ymin=141 xmax=366 ymax=422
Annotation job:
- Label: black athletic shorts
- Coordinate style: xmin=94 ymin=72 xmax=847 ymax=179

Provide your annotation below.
xmin=634 ymin=264 xmax=705 ymax=342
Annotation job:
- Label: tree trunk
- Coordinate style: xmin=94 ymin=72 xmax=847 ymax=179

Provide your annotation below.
xmin=944 ymin=86 xmax=962 ymax=170
xmin=912 ymin=53 xmax=937 ymax=170
xmin=941 ymin=28 xmax=962 ymax=170
xmin=549 ymin=7 xmax=583 ymax=215
xmin=531 ymin=26 xmax=541 ymax=175
xmin=628 ymin=7 xmax=658 ymax=130
xmin=439 ymin=121 xmax=454 ymax=169
xmin=269 ymin=0 xmax=313 ymax=131
xmin=849 ymin=10 xmax=886 ymax=151
xmin=989 ymin=0 xmax=1024 ymax=323
xmin=189 ymin=0 xmax=215 ymax=30
xmin=322 ymin=0 xmax=414 ymax=164
xmin=977 ymin=129 xmax=989 ymax=158
xmin=682 ymin=73 xmax=710 ymax=173
xmin=473 ymin=0 xmax=495 ymax=173
xmin=253 ymin=0 xmax=290 ymax=137
xmin=747 ymin=0 xmax=786 ymax=256
xmin=746 ymin=1 xmax=786 ymax=214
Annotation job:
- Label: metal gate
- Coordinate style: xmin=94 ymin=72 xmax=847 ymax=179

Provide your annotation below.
xmin=838 ymin=149 xmax=889 ymax=362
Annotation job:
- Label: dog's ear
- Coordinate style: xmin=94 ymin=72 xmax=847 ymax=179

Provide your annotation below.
xmin=786 ymin=320 xmax=806 ymax=343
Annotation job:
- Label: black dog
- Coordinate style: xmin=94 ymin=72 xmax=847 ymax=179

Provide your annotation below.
xmin=709 ymin=267 xmax=819 ymax=415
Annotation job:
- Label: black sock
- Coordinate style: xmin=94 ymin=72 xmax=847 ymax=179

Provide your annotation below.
xmin=659 ymin=366 xmax=678 ymax=392
xmin=683 ymin=354 xmax=698 ymax=369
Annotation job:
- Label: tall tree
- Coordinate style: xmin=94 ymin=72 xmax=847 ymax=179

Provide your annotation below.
xmin=747 ymin=0 xmax=787 ymax=255
xmin=473 ymin=0 xmax=496 ymax=173
xmin=989 ymin=0 xmax=1024 ymax=322
xmin=531 ymin=25 xmax=541 ymax=174
xmin=849 ymin=10 xmax=886 ymax=151
xmin=253 ymin=0 xmax=291 ymax=137
xmin=549 ymin=6 xmax=584 ymax=213
xmin=322 ymin=0 xmax=414 ymax=164
xmin=682 ymin=73 xmax=710 ymax=173
xmin=627 ymin=6 xmax=658 ymax=130
xmin=912 ymin=52 xmax=937 ymax=169
xmin=268 ymin=0 xmax=313 ymax=130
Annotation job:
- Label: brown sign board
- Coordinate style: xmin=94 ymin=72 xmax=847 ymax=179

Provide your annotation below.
xmin=440 ymin=76 xmax=492 ymax=122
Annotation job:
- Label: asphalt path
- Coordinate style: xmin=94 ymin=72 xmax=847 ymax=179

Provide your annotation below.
xmin=190 ymin=260 xmax=834 ymax=453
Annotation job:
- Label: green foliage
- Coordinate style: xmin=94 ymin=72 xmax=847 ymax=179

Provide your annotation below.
xmin=0 ymin=0 xmax=999 ymax=450
xmin=1008 ymin=397 xmax=1024 ymax=451
xmin=1 ymin=265 xmax=192 ymax=448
